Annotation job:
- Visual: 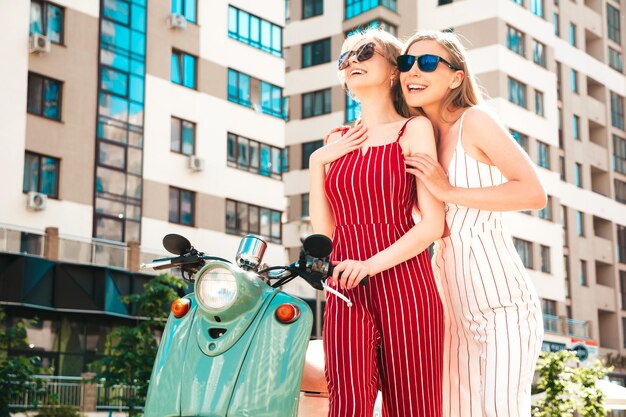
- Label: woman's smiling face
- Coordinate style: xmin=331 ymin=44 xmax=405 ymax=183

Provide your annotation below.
xmin=400 ymin=39 xmax=462 ymax=109
xmin=342 ymin=39 xmax=395 ymax=95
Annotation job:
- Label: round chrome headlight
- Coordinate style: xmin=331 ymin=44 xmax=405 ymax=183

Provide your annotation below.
xmin=196 ymin=265 xmax=238 ymax=310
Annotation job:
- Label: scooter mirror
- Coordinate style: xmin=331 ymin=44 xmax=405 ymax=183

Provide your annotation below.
xmin=303 ymin=234 xmax=333 ymax=259
xmin=163 ymin=234 xmax=193 ymax=255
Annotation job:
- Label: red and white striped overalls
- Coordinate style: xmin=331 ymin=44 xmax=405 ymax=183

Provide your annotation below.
xmin=323 ymin=118 xmax=444 ymax=417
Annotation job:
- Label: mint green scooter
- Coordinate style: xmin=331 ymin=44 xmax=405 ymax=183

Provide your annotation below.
xmin=141 ymin=233 xmax=364 ymax=417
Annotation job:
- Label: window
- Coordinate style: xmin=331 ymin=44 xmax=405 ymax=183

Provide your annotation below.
xmin=302 ymin=140 xmax=324 ymax=169
xmin=556 ymin=61 xmax=562 ymax=100
xmin=574 ymin=162 xmax=583 ymax=187
xmin=537 ymin=141 xmax=550 ymax=169
xmin=508 ymin=78 xmax=526 ymax=108
xmin=303 ymin=0 xmax=323 ymax=19
xmin=302 ymin=193 xmax=310 ymax=217
xmin=564 ymin=255 xmax=570 ymax=298
xmin=171 ymin=117 xmax=195 ymax=155
xmin=303 ymin=89 xmax=331 ymax=118
xmin=535 ymin=90 xmax=545 ymax=117
xmin=228 ymin=69 xmax=251 ymax=106
xmin=531 ymin=0 xmax=544 ymax=18
xmin=514 ymin=238 xmax=533 ymax=269
xmin=227 ymin=69 xmax=284 ymax=119
xmin=559 ymin=156 xmax=565 ymax=181
xmin=570 ymin=69 xmax=578 ymax=93
xmin=612 ymin=92 xmax=625 ymax=130
xmin=171 ymin=50 xmax=196 ymax=89
xmin=542 ymin=299 xmax=557 ymax=316
xmin=619 ymin=225 xmax=626 ymax=264
xmin=226 ymin=199 xmax=282 ymax=243
xmin=569 ymin=23 xmax=576 ymax=46
xmin=30 ymin=0 xmax=64 ymax=44
xmin=302 ymin=38 xmax=331 ymax=68
xmin=171 ymin=0 xmax=196 ymax=23
xmin=538 ymin=195 xmax=552 ymax=220
xmin=227 ymin=6 xmax=282 ymax=57
xmin=511 ymin=0 xmax=522 ymax=5
xmin=346 ymin=94 xmax=361 ymax=123
xmin=609 ymin=48 xmax=624 ymax=72
xmin=573 ymin=115 xmax=580 ymax=140
xmin=621 ymin=271 xmax=626 ymax=311
xmin=576 ymin=210 xmax=584 ymax=236
xmin=614 ymin=135 xmax=626 ymax=174
xmin=169 ymin=187 xmax=195 ymax=226
xmin=616 ymin=179 xmax=626 ymax=204
xmin=579 ymin=260 xmax=588 ymax=286
xmin=533 ymin=40 xmax=546 ymax=67
xmin=27 ymin=72 xmax=62 ymax=121
xmin=553 ymin=12 xmax=560 ymax=36
xmin=438 ymin=0 xmax=453 ymax=4
xmin=23 ymin=152 xmax=60 ymax=198
xmin=540 ymin=245 xmax=551 ymax=273
xmin=511 ymin=130 xmax=529 ymax=153
xmin=345 ymin=0 xmax=397 ymax=19
xmin=227 ymin=132 xmax=286 ymax=179
xmin=506 ymin=26 xmax=525 ymax=56
xmin=608 ymin=4 xmax=621 ymax=44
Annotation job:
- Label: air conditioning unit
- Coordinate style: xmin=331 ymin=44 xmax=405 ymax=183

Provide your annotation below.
xmin=167 ymin=13 xmax=187 ymax=29
xmin=27 ymin=191 xmax=48 ymax=210
xmin=29 ymin=34 xmax=51 ymax=54
xmin=188 ymin=155 xmax=205 ymax=171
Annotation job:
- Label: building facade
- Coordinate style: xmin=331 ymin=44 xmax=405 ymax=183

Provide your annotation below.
xmin=0 ymin=0 xmax=288 ymax=376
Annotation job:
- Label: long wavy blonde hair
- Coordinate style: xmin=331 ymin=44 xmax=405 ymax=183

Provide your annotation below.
xmin=403 ymin=30 xmax=485 ymax=120
xmin=339 ymin=27 xmax=415 ymax=119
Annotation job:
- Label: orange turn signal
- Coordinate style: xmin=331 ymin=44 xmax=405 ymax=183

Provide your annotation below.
xmin=171 ymin=298 xmax=190 ymax=318
xmin=275 ymin=303 xmax=300 ymax=324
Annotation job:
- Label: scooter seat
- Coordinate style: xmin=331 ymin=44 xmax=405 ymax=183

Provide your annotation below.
xmin=300 ymin=340 xmax=328 ymax=395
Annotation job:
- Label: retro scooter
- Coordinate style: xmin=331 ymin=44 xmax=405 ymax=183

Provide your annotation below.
xmin=141 ymin=233 xmax=369 ymax=417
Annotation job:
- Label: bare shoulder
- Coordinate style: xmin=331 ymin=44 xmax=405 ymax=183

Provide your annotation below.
xmin=401 ymin=116 xmax=436 ymax=154
xmin=462 ymin=106 xmax=507 ymax=137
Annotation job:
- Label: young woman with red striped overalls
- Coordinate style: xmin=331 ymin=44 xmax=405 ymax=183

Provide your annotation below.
xmin=401 ymin=31 xmax=546 ymax=417
xmin=309 ymin=29 xmax=445 ymax=417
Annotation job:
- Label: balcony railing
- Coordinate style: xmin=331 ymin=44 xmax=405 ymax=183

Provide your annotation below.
xmin=0 ymin=223 xmax=167 ymax=272
xmin=9 ymin=375 xmax=141 ymax=411
xmin=543 ymin=314 xmax=561 ymax=334
xmin=568 ymin=318 xmax=591 ymax=339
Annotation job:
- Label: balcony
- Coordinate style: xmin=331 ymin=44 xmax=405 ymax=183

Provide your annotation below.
xmin=595 ymin=284 xmax=616 ymax=311
xmin=0 ymin=223 xmax=165 ymax=272
xmin=543 ymin=314 xmax=562 ymax=334
xmin=567 ymin=318 xmax=591 ymax=339
xmin=594 ymin=236 xmax=615 ymax=264
xmin=585 ymin=96 xmax=607 ymax=127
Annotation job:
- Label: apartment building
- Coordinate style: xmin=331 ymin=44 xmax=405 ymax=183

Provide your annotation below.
xmin=0 ymin=0 xmax=287 ymax=375
xmin=283 ymin=0 xmax=626 ymax=386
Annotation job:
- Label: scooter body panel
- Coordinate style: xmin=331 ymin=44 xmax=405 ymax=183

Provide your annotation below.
xmin=144 ymin=287 xmax=313 ymax=417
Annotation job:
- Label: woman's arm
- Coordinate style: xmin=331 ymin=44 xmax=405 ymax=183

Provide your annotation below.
xmin=309 ymin=124 xmax=368 ymax=238
xmin=405 ymin=108 xmax=547 ymax=211
xmin=333 ymin=117 xmax=445 ymax=289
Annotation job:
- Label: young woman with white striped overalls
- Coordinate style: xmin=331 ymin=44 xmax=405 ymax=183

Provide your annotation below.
xmin=401 ymin=31 xmax=546 ymax=417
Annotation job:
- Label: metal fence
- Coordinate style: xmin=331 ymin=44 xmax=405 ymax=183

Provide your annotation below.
xmin=9 ymin=375 xmax=82 ymax=409
xmin=8 ymin=375 xmax=141 ymax=411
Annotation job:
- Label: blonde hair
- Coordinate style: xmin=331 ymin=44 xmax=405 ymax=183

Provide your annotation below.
xmin=339 ymin=27 xmax=415 ymax=119
xmin=403 ymin=30 xmax=484 ymax=120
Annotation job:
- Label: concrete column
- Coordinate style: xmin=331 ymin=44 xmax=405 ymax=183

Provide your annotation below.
xmin=127 ymin=241 xmax=140 ymax=272
xmin=80 ymin=372 xmax=97 ymax=412
xmin=44 ymin=227 xmax=59 ymax=260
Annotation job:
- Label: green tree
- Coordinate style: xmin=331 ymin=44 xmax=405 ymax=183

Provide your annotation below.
xmin=532 ymin=350 xmax=611 ymax=417
xmin=93 ymin=274 xmax=185 ymax=417
xmin=0 ymin=310 xmax=46 ymax=417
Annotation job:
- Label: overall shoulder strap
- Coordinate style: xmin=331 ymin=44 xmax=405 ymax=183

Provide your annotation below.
xmin=395 ymin=116 xmax=417 ymax=142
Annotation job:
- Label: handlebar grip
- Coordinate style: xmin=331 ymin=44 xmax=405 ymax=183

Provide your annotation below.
xmin=335 ymin=270 xmax=369 ymax=286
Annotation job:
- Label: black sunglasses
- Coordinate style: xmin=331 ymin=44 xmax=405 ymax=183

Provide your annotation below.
xmin=397 ymin=54 xmax=460 ymax=72
xmin=338 ymin=42 xmax=385 ymax=70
